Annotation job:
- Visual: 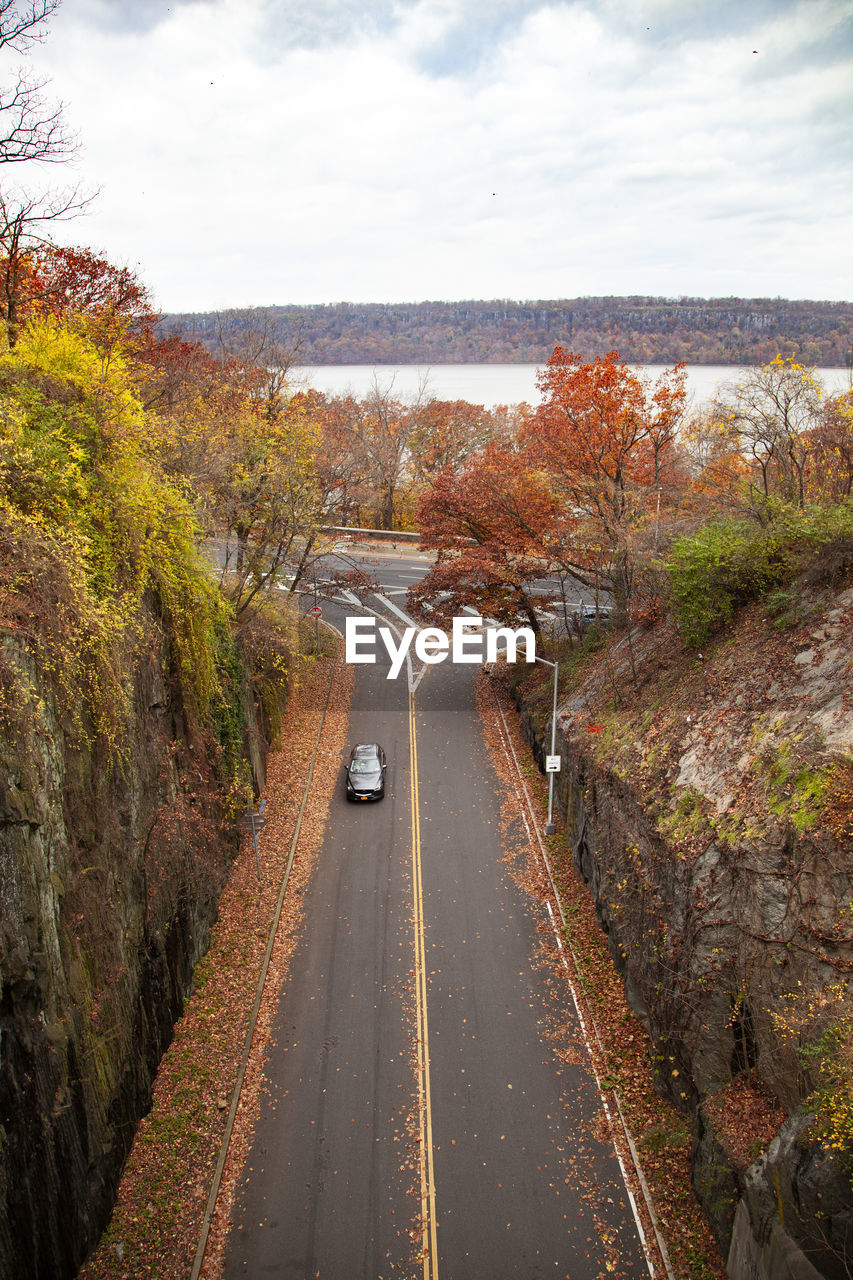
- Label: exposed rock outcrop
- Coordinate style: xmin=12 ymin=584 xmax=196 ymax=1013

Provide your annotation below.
xmin=727 ymin=1113 xmax=852 ymax=1280
xmin=514 ymin=585 xmax=853 ymax=1278
xmin=0 ymin=618 xmax=268 ymax=1280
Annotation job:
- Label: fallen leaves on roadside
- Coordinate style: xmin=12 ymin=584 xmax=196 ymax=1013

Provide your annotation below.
xmin=475 ymin=666 xmax=725 ymax=1280
xmin=80 ymin=646 xmax=355 ymax=1280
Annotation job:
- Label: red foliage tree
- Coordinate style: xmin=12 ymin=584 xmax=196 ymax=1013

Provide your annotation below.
xmin=30 ymin=243 xmax=158 ymax=352
xmin=408 ymin=440 xmax=557 ymax=631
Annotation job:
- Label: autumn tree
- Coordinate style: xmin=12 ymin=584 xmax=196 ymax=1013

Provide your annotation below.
xmin=408 ymin=398 xmax=502 ymax=486
xmin=408 ymin=439 xmax=557 ymax=632
xmin=132 ymin=329 xmax=316 ymax=612
xmin=139 ymin=328 xmax=336 ymax=616
xmin=214 ymin=400 xmax=320 ymax=616
xmin=711 ymin=356 xmax=822 ymax=511
xmin=34 ymin=244 xmax=155 ymax=328
xmin=8 ymin=242 xmax=158 ymax=369
xmin=350 ymin=376 xmax=424 ymax=530
xmin=0 ymin=186 xmax=92 ymax=345
xmin=524 ymin=348 xmax=688 ymax=616
xmin=137 ymin=338 xmax=248 ymax=516
xmin=0 ymin=313 xmax=227 ymax=715
xmin=302 ymin=386 xmax=498 ymax=532
xmin=0 ymin=2 xmax=94 ymax=346
xmin=136 ymin=329 xmax=226 ymax=420
xmin=211 ymin=305 xmax=304 ymax=425
xmin=290 ymin=390 xmax=372 ymax=528
xmin=681 ymin=403 xmax=750 ymax=512
xmin=807 ymin=390 xmax=853 ymax=501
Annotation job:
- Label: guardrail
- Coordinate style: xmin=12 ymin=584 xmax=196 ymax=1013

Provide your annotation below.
xmin=321 ymin=525 xmax=420 ymax=543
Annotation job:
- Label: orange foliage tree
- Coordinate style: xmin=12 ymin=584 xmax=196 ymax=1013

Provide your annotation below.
xmin=409 ymin=439 xmax=557 ymax=631
xmin=408 ymin=350 xmax=690 ymax=627
xmin=524 ymin=348 xmax=688 ymax=616
xmin=806 ymin=389 xmax=853 ymax=502
xmin=408 ymin=398 xmax=502 ymax=484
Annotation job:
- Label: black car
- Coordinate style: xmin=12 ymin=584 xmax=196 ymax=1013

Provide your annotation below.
xmin=345 ymin=743 xmax=387 ymax=801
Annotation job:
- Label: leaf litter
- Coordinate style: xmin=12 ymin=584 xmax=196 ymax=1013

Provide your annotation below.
xmin=80 ymin=644 xmax=357 ymax=1280
xmin=475 ymin=664 xmax=725 ymax=1280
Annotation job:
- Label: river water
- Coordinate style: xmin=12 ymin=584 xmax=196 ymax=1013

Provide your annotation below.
xmin=293 ymin=362 xmax=852 ymax=409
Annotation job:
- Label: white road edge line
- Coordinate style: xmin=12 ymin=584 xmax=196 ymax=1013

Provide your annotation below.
xmin=489 ymin=688 xmax=676 ymax=1280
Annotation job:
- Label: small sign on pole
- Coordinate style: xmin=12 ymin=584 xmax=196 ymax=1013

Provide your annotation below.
xmin=242 ymin=796 xmax=267 ymax=881
xmin=308 ymin=605 xmax=322 ymax=618
xmin=545 ymin=755 xmax=561 ymax=773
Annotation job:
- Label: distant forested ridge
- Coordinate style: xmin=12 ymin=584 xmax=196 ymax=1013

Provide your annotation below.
xmin=163 ymin=296 xmax=853 ymax=367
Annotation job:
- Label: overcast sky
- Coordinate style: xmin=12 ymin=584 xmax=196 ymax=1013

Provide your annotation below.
xmin=16 ymin=0 xmax=853 ymax=311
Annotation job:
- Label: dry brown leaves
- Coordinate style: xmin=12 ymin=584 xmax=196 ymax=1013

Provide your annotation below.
xmin=79 ymin=643 xmax=354 ymax=1280
xmin=475 ymin=666 xmax=726 ymax=1280
xmin=702 ymin=1072 xmax=786 ymax=1171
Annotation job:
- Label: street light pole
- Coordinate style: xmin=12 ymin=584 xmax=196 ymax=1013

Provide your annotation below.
xmin=536 ymin=655 xmax=559 ymax=836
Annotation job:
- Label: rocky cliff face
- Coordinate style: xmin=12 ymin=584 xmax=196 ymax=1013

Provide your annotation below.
xmin=0 ymin=617 xmax=265 ymax=1280
xmin=515 ymin=585 xmax=853 ymax=1279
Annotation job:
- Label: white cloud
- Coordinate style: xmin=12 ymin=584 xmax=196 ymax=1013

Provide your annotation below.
xmin=17 ymin=0 xmax=853 ymax=310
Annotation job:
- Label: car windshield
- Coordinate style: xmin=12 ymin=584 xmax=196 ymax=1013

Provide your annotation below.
xmin=350 ymin=759 xmax=378 ymax=774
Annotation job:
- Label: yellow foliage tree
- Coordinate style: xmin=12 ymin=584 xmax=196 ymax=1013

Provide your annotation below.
xmin=0 ymin=316 xmax=224 ymax=718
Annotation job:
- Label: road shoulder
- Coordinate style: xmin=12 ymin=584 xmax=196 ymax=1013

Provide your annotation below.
xmin=79 ymin=643 xmax=354 ymax=1280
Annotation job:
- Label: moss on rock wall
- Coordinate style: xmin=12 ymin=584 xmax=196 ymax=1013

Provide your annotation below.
xmin=512 ymin=582 xmax=853 ymax=1278
xmin=0 ymin=597 xmax=273 ymax=1280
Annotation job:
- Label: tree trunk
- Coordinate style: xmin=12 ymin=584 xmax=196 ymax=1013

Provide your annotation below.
xmin=610 ymin=549 xmax=631 ymax=624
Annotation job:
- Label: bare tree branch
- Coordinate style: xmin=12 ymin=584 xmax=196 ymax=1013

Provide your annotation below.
xmin=0 ymin=70 xmax=77 ymax=162
xmin=0 ymin=0 xmax=60 ymax=52
xmin=0 ymin=2 xmax=77 ymax=165
xmin=213 ymin=306 xmax=304 ymax=373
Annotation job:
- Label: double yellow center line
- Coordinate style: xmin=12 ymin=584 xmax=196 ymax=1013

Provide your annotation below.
xmin=409 ymin=689 xmax=439 ymax=1279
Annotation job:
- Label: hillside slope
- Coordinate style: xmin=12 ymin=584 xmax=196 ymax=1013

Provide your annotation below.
xmin=164 ymin=296 xmax=853 ymax=368
xmin=513 ymin=573 xmax=853 ymax=1278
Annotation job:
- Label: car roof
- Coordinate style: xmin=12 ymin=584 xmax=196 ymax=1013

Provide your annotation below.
xmin=352 ymin=743 xmax=381 ymax=755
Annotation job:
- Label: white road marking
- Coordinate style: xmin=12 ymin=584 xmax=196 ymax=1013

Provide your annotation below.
xmin=373 ymin=592 xmax=418 ymax=629
xmin=489 ymin=689 xmax=674 ymax=1280
xmin=334 ymin=594 xmax=428 ymax=693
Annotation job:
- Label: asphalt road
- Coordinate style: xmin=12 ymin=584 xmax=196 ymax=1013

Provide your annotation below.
xmin=209 ymin=537 xmax=601 ymax=626
xmin=223 ymin=594 xmax=650 ymax=1280
xmin=224 ymin=646 xmax=416 ymax=1278
xmin=308 ymin=551 xmax=600 ymax=632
